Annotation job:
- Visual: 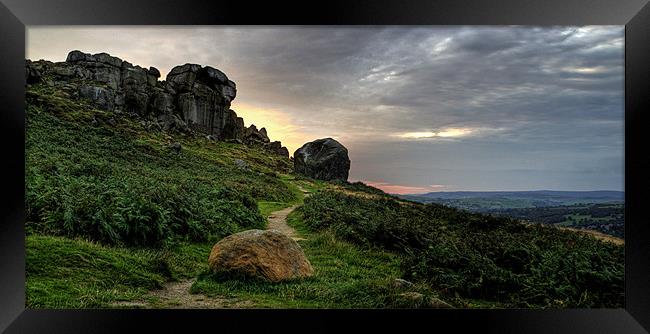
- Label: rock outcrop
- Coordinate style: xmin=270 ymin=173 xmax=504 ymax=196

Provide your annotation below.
xmin=266 ymin=141 xmax=290 ymax=158
xmin=294 ymin=138 xmax=350 ymax=181
xmin=208 ymin=229 xmax=313 ymax=282
xmin=165 ymin=63 xmax=237 ymax=137
xmin=25 ymin=51 xmax=289 ymax=157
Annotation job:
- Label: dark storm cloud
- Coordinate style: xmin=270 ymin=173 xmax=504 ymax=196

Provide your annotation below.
xmin=27 ymin=26 xmax=624 ymax=192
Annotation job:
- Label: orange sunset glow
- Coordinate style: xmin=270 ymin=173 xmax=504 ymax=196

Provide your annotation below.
xmin=361 ymin=181 xmax=445 ymax=195
xmin=230 ymin=102 xmax=307 ymax=156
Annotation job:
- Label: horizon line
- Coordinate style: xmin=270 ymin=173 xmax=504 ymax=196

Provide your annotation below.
xmin=396 ymin=189 xmax=625 ymax=195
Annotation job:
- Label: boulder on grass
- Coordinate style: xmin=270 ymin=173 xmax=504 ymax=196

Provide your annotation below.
xmin=208 ymin=229 xmax=313 ymax=282
xmin=293 ymin=138 xmax=350 ymax=181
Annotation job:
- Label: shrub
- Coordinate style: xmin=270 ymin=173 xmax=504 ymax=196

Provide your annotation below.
xmin=301 ymin=191 xmax=624 ymax=308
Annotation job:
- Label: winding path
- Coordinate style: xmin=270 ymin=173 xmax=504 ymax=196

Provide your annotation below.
xmin=110 ymin=278 xmax=253 ymax=309
xmin=266 ymin=204 xmax=305 ymax=241
xmin=266 ymin=185 xmax=310 ymax=241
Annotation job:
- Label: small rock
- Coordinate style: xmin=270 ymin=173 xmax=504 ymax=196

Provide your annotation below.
xmin=169 ymin=142 xmax=182 ymax=153
xmin=234 ymin=159 xmax=250 ymax=171
xmin=395 ymin=292 xmax=452 ymax=309
xmin=428 ymin=297 xmax=453 ymax=309
xmin=392 ymin=278 xmax=414 ymax=290
xmin=399 ymin=292 xmax=424 ymax=303
xmin=395 ymin=292 xmax=426 ymax=308
xmin=107 ymin=118 xmax=117 ymax=127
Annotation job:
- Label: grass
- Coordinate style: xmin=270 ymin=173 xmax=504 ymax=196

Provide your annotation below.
xmin=191 ymin=209 xmax=446 ymax=308
xmin=27 ymin=233 xmax=231 ymax=308
xmin=257 ymin=201 xmax=293 ymax=217
xmin=289 ymin=175 xmax=329 ymax=194
xmin=257 ymin=174 xmax=306 ymax=219
xmin=300 ymin=190 xmax=625 ymax=308
xmin=26 ymin=235 xmax=215 ymax=308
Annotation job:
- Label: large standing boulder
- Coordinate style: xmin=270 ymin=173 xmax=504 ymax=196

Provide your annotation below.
xmin=208 ymin=229 xmax=314 ymax=282
xmin=166 ymin=63 xmax=238 ymax=136
xmin=294 ymin=138 xmax=350 ymax=181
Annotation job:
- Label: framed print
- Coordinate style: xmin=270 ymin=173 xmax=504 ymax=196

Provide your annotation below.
xmin=1 ymin=0 xmax=649 ymax=333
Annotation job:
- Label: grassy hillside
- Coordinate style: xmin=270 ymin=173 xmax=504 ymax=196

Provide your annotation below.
xmin=27 ymin=85 xmax=298 ymax=247
xmin=301 ymin=191 xmax=624 ymax=308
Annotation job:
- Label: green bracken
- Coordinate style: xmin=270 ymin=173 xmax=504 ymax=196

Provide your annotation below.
xmin=26 ymin=88 xmax=298 ymax=246
xmin=300 ymin=191 xmax=625 ymax=308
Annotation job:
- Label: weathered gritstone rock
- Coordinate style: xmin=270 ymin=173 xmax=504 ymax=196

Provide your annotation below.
xmin=208 ymin=229 xmax=314 ymax=282
xmin=243 ymin=124 xmax=270 ymax=144
xmin=266 ymin=141 xmax=290 ymax=158
xmin=294 ymin=138 xmax=351 ymax=181
xmin=165 ymin=63 xmax=239 ymax=138
xmin=25 ymin=50 xmax=289 ymax=157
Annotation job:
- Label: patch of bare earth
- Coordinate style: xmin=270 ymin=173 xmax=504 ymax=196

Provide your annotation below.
xmin=110 ymin=279 xmax=254 ymax=309
xmin=267 ymin=204 xmax=305 ymax=241
xmin=265 ymin=184 xmax=310 ymax=241
xmin=521 ymin=221 xmax=624 ymax=245
xmin=559 ymin=226 xmax=624 ymax=245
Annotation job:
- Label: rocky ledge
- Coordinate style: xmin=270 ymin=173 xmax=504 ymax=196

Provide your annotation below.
xmin=26 ymin=50 xmax=289 ymax=157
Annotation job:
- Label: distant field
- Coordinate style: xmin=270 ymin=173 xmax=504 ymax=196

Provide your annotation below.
xmin=486 ymin=204 xmax=624 ymax=239
xmin=399 ymin=192 xmax=624 ymax=238
xmin=400 ymin=190 xmax=624 ymax=209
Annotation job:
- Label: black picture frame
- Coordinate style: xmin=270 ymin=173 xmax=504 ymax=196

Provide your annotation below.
xmin=1 ymin=0 xmax=649 ymax=333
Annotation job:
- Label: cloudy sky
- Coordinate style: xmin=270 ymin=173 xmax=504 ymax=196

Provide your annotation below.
xmin=27 ymin=26 xmax=624 ymax=193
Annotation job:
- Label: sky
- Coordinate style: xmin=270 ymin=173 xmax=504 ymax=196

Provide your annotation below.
xmin=26 ymin=26 xmax=624 ymax=194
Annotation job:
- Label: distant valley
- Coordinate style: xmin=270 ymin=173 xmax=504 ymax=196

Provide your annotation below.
xmin=399 ymin=191 xmax=624 ymax=238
